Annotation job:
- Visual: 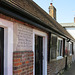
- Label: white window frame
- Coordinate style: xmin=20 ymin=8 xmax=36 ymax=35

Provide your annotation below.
xmin=57 ymin=37 xmax=63 ymax=60
xmin=33 ymin=29 xmax=47 ymax=75
xmin=69 ymin=42 xmax=72 ymax=55
xmin=0 ymin=18 xmax=13 ymax=75
xmin=50 ymin=34 xmax=63 ymax=61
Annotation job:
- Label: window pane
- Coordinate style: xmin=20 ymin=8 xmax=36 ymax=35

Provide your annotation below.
xmin=57 ymin=40 xmax=60 ymax=56
xmin=60 ymin=41 xmax=63 ymax=56
xmin=57 ymin=40 xmax=63 ymax=56
xmin=70 ymin=43 xmax=72 ymax=54
xmin=51 ymin=35 xmax=57 ymax=59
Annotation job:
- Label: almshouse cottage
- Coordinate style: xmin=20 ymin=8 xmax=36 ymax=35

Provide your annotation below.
xmin=0 ymin=0 xmax=74 ymax=75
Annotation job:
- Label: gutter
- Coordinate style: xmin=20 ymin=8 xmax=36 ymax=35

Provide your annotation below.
xmin=0 ymin=0 xmax=74 ymax=41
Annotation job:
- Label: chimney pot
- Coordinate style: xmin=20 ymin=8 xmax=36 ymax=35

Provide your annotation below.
xmin=50 ymin=3 xmax=53 ymax=6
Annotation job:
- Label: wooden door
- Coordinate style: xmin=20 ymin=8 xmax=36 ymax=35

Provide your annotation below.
xmin=35 ymin=35 xmax=43 ymax=75
xmin=0 ymin=27 xmax=4 ymax=75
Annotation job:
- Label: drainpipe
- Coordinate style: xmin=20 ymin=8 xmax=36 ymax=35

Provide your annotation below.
xmin=65 ymin=55 xmax=68 ymax=70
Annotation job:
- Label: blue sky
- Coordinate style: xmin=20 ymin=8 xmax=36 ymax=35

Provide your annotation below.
xmin=33 ymin=0 xmax=75 ymax=23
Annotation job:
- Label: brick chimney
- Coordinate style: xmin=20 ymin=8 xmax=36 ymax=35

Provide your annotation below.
xmin=74 ymin=17 xmax=75 ymax=23
xmin=49 ymin=3 xmax=56 ymax=20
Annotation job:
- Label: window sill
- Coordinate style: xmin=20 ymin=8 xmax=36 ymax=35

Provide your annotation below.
xmin=50 ymin=56 xmax=63 ymax=62
xmin=57 ymin=56 xmax=63 ymax=60
xmin=70 ymin=54 xmax=72 ymax=56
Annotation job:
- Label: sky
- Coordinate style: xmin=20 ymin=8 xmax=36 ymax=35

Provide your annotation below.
xmin=33 ymin=0 xmax=75 ymax=23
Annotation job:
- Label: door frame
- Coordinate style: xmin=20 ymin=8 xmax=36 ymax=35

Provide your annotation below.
xmin=33 ymin=29 xmax=47 ymax=75
xmin=0 ymin=18 xmax=13 ymax=75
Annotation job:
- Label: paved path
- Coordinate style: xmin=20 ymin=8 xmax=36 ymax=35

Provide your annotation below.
xmin=63 ymin=62 xmax=75 ymax=75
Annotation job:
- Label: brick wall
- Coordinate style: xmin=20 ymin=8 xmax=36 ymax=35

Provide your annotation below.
xmin=13 ymin=22 xmax=34 ymax=75
xmin=47 ymin=58 xmax=65 ymax=75
xmin=13 ymin=51 xmax=33 ymax=75
xmin=67 ymin=55 xmax=72 ymax=65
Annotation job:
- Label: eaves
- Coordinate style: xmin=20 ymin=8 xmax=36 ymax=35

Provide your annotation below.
xmin=0 ymin=0 xmax=74 ymax=41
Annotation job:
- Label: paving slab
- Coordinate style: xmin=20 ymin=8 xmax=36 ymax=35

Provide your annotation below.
xmin=63 ymin=62 xmax=75 ymax=75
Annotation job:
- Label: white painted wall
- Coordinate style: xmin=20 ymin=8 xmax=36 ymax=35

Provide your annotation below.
xmin=66 ymin=28 xmax=75 ymax=39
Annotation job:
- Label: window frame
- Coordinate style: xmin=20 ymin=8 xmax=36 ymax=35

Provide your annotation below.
xmin=50 ymin=34 xmax=63 ymax=61
xmin=0 ymin=18 xmax=13 ymax=75
xmin=57 ymin=37 xmax=63 ymax=60
xmin=69 ymin=42 xmax=72 ymax=55
xmin=57 ymin=37 xmax=63 ymax=56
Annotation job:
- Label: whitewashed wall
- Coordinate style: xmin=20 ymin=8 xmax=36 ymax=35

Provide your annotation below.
xmin=66 ymin=28 xmax=75 ymax=39
xmin=13 ymin=23 xmax=33 ymax=51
